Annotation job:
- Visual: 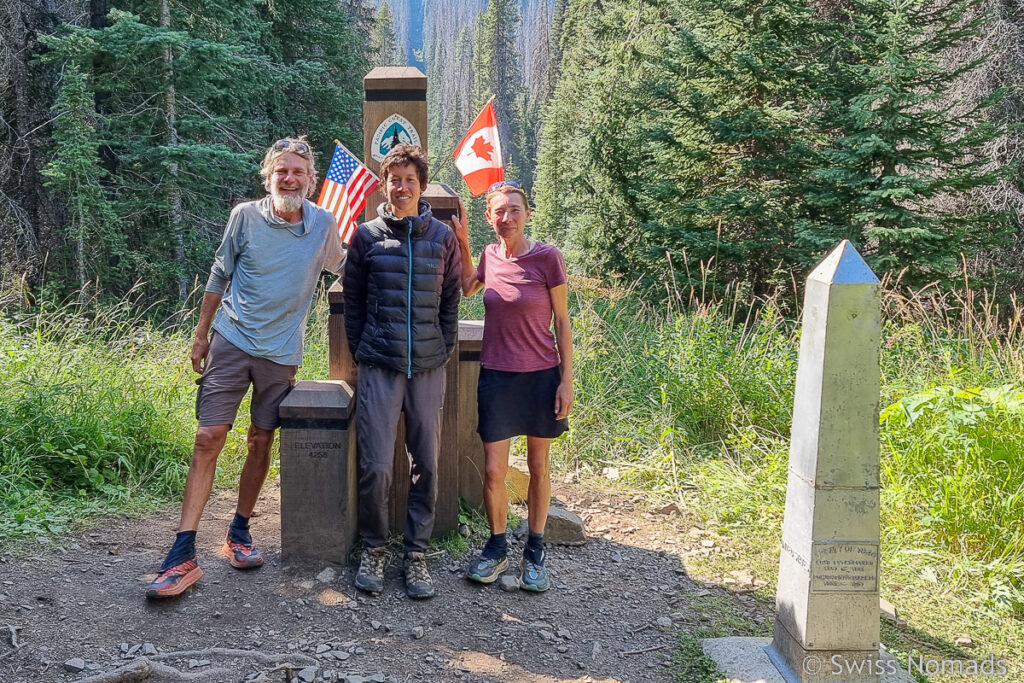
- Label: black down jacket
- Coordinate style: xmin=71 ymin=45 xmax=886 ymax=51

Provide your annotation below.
xmin=343 ymin=201 xmax=461 ymax=375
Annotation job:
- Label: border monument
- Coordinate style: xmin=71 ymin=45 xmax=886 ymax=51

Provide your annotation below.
xmin=703 ymin=241 xmax=912 ymax=683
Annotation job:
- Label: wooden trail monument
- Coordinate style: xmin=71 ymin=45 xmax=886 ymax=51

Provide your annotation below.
xmin=278 ymin=67 xmax=481 ymax=563
xmin=702 ymin=241 xmax=912 ymax=683
xmin=361 ymin=67 xmax=460 ymax=224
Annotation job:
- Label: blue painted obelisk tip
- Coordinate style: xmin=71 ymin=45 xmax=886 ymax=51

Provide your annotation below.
xmin=808 ymin=239 xmax=880 ymax=285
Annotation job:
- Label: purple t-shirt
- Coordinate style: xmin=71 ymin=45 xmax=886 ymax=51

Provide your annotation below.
xmin=476 ymin=242 xmax=567 ymax=372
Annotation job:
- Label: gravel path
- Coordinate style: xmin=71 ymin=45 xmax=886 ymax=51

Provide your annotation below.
xmin=0 ymin=480 xmax=764 ymax=682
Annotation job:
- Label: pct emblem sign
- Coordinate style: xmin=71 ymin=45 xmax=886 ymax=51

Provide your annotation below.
xmin=371 ymin=114 xmax=422 ymax=162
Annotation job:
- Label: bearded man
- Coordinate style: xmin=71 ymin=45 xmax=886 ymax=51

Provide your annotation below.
xmin=146 ymin=137 xmax=344 ymax=599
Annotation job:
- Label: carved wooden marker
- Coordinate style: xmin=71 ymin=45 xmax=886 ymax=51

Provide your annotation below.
xmin=362 ymin=66 xmax=427 ymax=221
xmin=279 ymin=380 xmax=357 ymax=562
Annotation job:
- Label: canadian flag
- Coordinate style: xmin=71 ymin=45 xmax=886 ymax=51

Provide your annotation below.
xmin=453 ymin=101 xmax=504 ymax=196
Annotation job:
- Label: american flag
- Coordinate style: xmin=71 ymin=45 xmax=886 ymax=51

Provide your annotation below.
xmin=316 ymin=143 xmax=379 ymax=244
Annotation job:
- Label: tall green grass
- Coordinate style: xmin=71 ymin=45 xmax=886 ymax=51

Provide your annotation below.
xmin=0 ymin=289 xmax=253 ymax=540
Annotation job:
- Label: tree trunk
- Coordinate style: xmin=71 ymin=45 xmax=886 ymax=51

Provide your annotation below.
xmin=90 ymin=0 xmax=106 ymax=29
xmin=158 ymin=0 xmax=186 ymax=302
xmin=1 ymin=0 xmax=58 ymax=280
xmin=75 ymin=199 xmax=88 ymax=301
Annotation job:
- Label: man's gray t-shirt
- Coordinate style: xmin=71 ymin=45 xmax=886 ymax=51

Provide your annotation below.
xmin=205 ymin=196 xmax=345 ymax=366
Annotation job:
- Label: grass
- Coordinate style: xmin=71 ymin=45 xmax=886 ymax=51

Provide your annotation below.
xmin=0 ymin=284 xmax=287 ymax=543
xmin=673 ymin=631 xmax=726 ymax=683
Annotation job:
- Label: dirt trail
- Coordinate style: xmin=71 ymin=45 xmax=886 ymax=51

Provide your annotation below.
xmin=0 ymin=481 xmax=764 ymax=682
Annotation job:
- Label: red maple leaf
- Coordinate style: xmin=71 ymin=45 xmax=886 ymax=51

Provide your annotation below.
xmin=470 ymin=136 xmax=493 ymax=161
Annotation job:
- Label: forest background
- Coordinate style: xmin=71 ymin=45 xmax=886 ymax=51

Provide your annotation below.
xmin=3 ymin=0 xmax=1024 ymax=680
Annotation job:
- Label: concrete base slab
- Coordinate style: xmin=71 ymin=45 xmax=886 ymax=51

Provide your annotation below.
xmin=702 ymin=637 xmax=915 ymax=683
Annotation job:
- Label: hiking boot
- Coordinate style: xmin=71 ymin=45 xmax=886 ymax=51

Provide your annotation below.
xmin=145 ymin=556 xmax=203 ymax=599
xmin=520 ymin=554 xmax=551 ymax=593
xmin=220 ymin=538 xmax=264 ymax=569
xmin=403 ymin=552 xmax=435 ymax=599
xmin=354 ymin=546 xmax=387 ymax=595
xmin=466 ymin=553 xmax=509 ymax=584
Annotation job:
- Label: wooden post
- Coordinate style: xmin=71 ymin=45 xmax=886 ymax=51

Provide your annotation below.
xmin=279 ymin=380 xmax=357 ymax=562
xmin=458 ymin=320 xmax=485 ymax=508
xmin=363 ymin=67 xmax=427 ymax=222
xmin=436 ymin=347 xmax=460 ymax=534
xmin=388 ymin=415 xmax=409 ymax=533
xmin=331 ymin=68 xmax=463 ymax=539
xmin=327 ymin=279 xmax=356 ymax=384
xmin=421 ymin=183 xmax=460 ymax=223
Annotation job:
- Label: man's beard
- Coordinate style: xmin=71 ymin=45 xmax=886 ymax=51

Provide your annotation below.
xmin=272 ymin=191 xmax=304 ymax=215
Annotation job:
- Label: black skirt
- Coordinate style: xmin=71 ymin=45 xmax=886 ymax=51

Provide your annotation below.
xmin=477 ymin=366 xmax=569 ymax=442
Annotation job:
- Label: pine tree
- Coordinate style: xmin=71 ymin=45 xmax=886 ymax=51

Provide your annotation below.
xmin=41 ymin=63 xmax=128 ymax=294
xmin=472 ymin=0 xmax=525 ymax=176
xmin=371 ymin=1 xmax=402 ymax=67
xmin=533 ymin=0 xmax=667 ymax=272
xmin=800 ymin=0 xmax=1013 ymax=282
xmin=547 ymin=0 xmax=567 ymax=93
xmin=260 ymin=0 xmax=368 ymax=149
xmin=619 ymin=0 xmax=838 ymax=293
xmin=534 ymin=0 xmax=1014 ymax=295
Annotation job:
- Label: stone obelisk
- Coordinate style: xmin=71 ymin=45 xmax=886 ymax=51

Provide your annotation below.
xmin=703 ymin=241 xmax=910 ymax=683
xmin=767 ymin=240 xmax=882 ymax=681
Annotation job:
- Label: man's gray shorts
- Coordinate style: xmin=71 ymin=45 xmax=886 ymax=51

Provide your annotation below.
xmin=195 ymin=332 xmax=297 ymax=430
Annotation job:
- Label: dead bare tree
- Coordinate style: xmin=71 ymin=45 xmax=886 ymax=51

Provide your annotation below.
xmin=939 ymin=0 xmax=1024 ymax=280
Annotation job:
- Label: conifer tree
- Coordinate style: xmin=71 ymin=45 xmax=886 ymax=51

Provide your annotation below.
xmin=371 ymin=1 xmax=402 ymax=67
xmin=533 ymin=0 xmax=667 ymax=271
xmin=547 ymin=0 xmax=567 ymax=92
xmin=472 ymin=0 xmax=525 ymax=178
xmin=534 ymin=0 xmax=1013 ymax=294
xmin=620 ymin=0 xmax=838 ymax=292
xmin=41 ymin=63 xmax=128 ymax=294
xmin=43 ymin=6 xmax=267 ymax=298
xmin=260 ymin=0 xmax=367 ymax=149
xmin=801 ymin=0 xmax=1013 ymax=282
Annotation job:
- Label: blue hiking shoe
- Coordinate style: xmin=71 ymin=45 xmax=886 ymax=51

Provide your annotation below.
xmin=520 ymin=555 xmax=551 ymax=593
xmin=466 ymin=554 xmax=509 ymax=584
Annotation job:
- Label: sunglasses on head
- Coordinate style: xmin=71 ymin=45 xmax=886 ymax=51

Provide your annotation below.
xmin=487 ymin=180 xmax=522 ymax=193
xmin=272 ymin=139 xmax=311 ymax=154
xmin=486 ymin=181 xmax=530 ymax=204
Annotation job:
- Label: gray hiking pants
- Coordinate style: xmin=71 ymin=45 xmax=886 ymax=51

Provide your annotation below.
xmin=356 ymin=363 xmax=446 ymax=553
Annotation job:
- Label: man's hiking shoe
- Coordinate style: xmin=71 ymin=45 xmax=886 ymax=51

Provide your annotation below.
xmin=403 ymin=552 xmax=435 ymax=599
xmin=354 ymin=547 xmax=387 ymax=595
xmin=145 ymin=556 xmax=203 ymax=599
xmin=220 ymin=539 xmax=264 ymax=569
xmin=466 ymin=554 xmax=509 ymax=584
xmin=520 ymin=557 xmax=551 ymax=593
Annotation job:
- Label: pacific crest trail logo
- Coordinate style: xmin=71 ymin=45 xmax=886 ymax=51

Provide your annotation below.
xmin=371 ymin=114 xmax=422 ymax=162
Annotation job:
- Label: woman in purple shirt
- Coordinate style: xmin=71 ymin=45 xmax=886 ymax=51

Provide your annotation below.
xmin=453 ymin=181 xmax=574 ymax=592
